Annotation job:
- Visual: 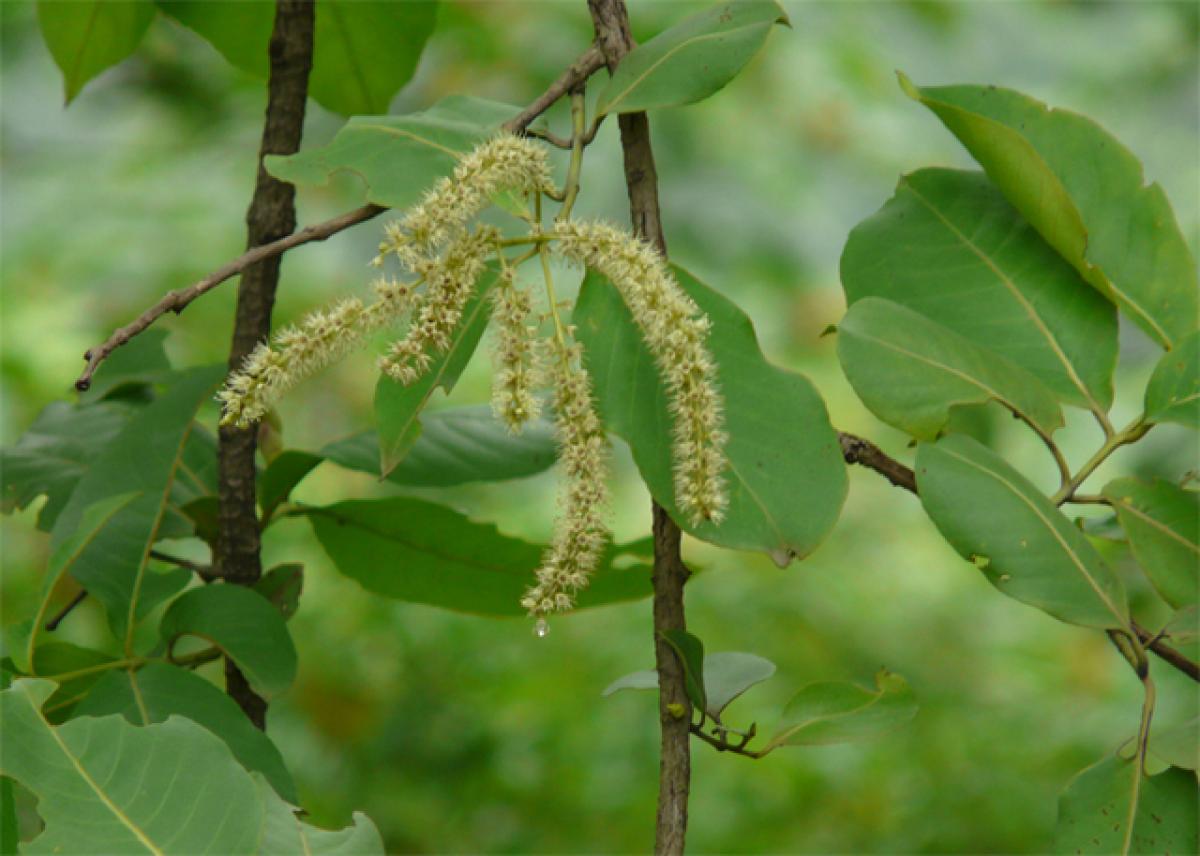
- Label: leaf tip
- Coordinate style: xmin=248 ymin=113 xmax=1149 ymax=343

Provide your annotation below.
xmin=895 ymin=70 xmax=921 ymax=101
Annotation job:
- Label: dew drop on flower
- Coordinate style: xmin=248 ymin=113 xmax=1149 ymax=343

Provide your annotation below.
xmin=534 ymin=618 xmax=549 ymax=638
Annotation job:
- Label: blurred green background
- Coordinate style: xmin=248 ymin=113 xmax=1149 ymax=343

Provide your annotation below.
xmin=2 ymin=1 xmax=1197 ymax=852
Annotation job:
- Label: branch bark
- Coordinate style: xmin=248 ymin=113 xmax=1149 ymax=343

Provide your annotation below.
xmin=217 ymin=0 xmax=314 ymax=729
xmin=586 ymin=2 xmax=690 ymax=853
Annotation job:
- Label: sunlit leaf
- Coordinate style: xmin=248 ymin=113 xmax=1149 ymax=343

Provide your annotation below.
xmin=764 ymin=670 xmax=917 ymax=750
xmin=37 ymin=0 xmax=155 ymax=103
xmin=1144 ymin=330 xmax=1199 ymax=428
xmin=1102 ymin=477 xmax=1198 ymax=609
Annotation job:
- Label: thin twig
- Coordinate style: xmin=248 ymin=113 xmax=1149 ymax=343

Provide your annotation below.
xmin=149 ymin=549 xmax=216 ymax=580
xmin=501 ymin=44 xmax=606 ymax=135
xmin=1132 ymin=620 xmax=1199 ymax=681
xmin=44 ymin=590 xmax=88 ymax=631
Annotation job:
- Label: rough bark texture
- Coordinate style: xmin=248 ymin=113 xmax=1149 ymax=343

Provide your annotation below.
xmin=216 ymin=0 xmax=314 ymax=729
xmin=587 ymin=2 xmax=691 ymax=853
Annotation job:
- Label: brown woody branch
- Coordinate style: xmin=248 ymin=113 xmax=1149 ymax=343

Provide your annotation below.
xmin=73 ymin=44 xmax=608 ymax=392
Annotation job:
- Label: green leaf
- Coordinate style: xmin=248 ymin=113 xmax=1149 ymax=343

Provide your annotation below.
xmin=48 ymin=366 xmax=224 ymax=641
xmin=257 ymin=775 xmax=384 ymax=855
xmin=900 ymin=75 xmax=1199 ymax=349
xmin=703 ymin=651 xmax=776 ymax=719
xmin=76 ymin=662 xmax=297 ymax=802
xmin=159 ymin=585 xmax=297 ymax=699
xmin=1 ymin=774 xmax=16 ymax=856
xmin=1 ymin=679 xmax=381 ymax=854
xmin=160 ymin=0 xmax=436 ymax=117
xmin=77 ymin=328 xmax=172 ymax=403
xmin=659 ymin=629 xmax=706 ymax=712
xmin=841 ymin=168 xmax=1117 ymax=413
xmin=602 ymin=669 xmax=659 ymax=697
xmin=36 ymin=0 xmax=155 ymax=103
xmin=265 ymin=95 xmax=517 ymax=209
xmin=375 ymin=274 xmax=499 ymax=476
xmin=838 ymin=297 xmax=1064 ymax=440
xmin=24 ymin=643 xmax=117 ymax=724
xmin=324 ymin=405 xmax=557 ymax=486
xmin=304 ymin=497 xmax=653 ymax=616
xmin=916 ymin=434 xmax=1129 ymax=629
xmin=254 ymin=563 xmax=304 ymax=621
xmin=1147 ymin=716 xmax=1199 ymax=772
xmin=258 ymin=449 xmax=322 ymax=521
xmin=1055 ymin=756 xmax=1198 ymax=854
xmin=575 ymin=264 xmax=847 ymax=564
xmin=1102 ymin=478 xmax=1199 ymax=610
xmin=764 ymin=669 xmax=917 ymax=750
xmin=1161 ymin=606 xmax=1198 ymax=645
xmin=595 ymin=0 xmax=788 ymax=116
xmin=1144 ymin=330 xmax=1199 ymax=428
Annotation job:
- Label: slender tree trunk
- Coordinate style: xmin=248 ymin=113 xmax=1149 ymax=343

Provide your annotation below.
xmin=587 ymin=2 xmax=691 ymax=852
xmin=216 ymin=0 xmax=314 ymax=729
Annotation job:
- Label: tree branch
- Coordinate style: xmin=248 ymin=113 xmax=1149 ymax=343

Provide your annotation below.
xmin=586 ymin=2 xmax=690 ymax=853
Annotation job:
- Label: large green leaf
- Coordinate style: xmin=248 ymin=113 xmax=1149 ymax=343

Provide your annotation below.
xmin=575 ymin=264 xmax=846 ymax=564
xmin=257 ymin=776 xmax=383 ymax=855
xmin=603 ymin=651 xmax=776 ymax=721
xmin=1055 ymin=756 xmax=1198 ymax=854
xmin=265 ymin=95 xmax=517 ymax=208
xmin=900 ymin=76 xmax=1198 ymax=349
xmin=159 ymin=0 xmax=436 ymax=116
xmin=763 ymin=670 xmax=917 ymax=751
xmin=37 ymin=0 xmax=155 ymax=104
xmin=1102 ymin=478 xmax=1199 ymax=610
xmin=1144 ymin=330 xmax=1199 ymax=428
xmin=595 ymin=0 xmax=788 ymax=116
xmin=159 ymin=585 xmax=297 ymax=699
xmin=841 ymin=168 xmax=1117 ymax=413
xmin=375 ymin=276 xmax=499 ymax=477
xmin=838 ymin=297 xmax=1063 ymax=440
xmin=48 ymin=366 xmax=224 ymax=642
xmin=0 ymin=679 xmax=382 ymax=854
xmin=304 ymin=497 xmax=653 ymax=616
xmin=324 ymin=405 xmax=557 ymax=486
xmin=1146 ymin=716 xmax=1199 ymax=773
xmin=22 ymin=643 xmax=118 ymax=724
xmin=916 ymin=434 xmax=1128 ymax=629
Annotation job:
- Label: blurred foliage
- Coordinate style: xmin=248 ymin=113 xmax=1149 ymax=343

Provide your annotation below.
xmin=2 ymin=0 xmax=1196 ymax=852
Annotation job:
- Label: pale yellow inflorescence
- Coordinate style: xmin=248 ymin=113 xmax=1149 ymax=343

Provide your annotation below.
xmin=520 ymin=343 xmax=610 ymax=616
xmin=218 ymin=276 xmax=417 ymax=427
xmin=489 ymin=268 xmax=546 ymax=433
xmin=552 ymin=220 xmax=728 ymax=526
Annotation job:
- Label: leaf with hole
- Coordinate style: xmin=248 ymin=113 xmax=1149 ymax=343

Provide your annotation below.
xmin=841 ymin=168 xmax=1116 ymax=413
xmin=1102 ymin=477 xmax=1198 ymax=609
xmin=37 ymin=0 xmax=155 ymax=103
xmin=595 ymin=0 xmax=788 ymax=116
xmin=304 ymin=497 xmax=652 ymax=616
xmin=838 ymin=297 xmax=1063 ymax=440
xmin=917 ymin=434 xmax=1129 ymax=629
xmin=1144 ymin=330 xmax=1199 ymax=428
xmin=900 ymin=75 xmax=1198 ymax=348
xmin=575 ymin=264 xmax=846 ymax=564
xmin=159 ymin=585 xmax=297 ymax=699
xmin=764 ymin=670 xmax=917 ymax=750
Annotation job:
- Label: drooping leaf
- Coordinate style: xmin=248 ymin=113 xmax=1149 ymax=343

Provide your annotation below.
xmin=838 ymin=297 xmax=1064 ymax=440
xmin=76 ymin=662 xmax=297 ymax=802
xmin=36 ymin=0 xmax=156 ymax=104
xmin=764 ymin=670 xmax=917 ymax=750
xmin=841 ymin=168 xmax=1117 ymax=413
xmin=900 ymin=75 xmax=1199 ymax=349
xmin=257 ymin=775 xmax=384 ymax=855
xmin=266 ymin=95 xmax=517 ymax=208
xmin=605 ymin=651 xmax=778 ymax=721
xmin=48 ymin=367 xmax=224 ymax=641
xmin=1054 ymin=756 xmax=1198 ymax=854
xmin=575 ymin=264 xmax=847 ymax=564
xmin=304 ymin=497 xmax=653 ymax=616
xmin=375 ymin=274 xmax=499 ymax=476
xmin=602 ymin=669 xmax=659 ymax=697
xmin=258 ymin=449 xmax=322 ymax=521
xmin=1144 ymin=330 xmax=1199 ymax=428
xmin=659 ymin=629 xmax=706 ymax=713
xmin=1102 ymin=478 xmax=1198 ymax=609
xmin=159 ymin=0 xmax=436 ymax=116
xmin=595 ymin=0 xmax=788 ymax=116
xmin=159 ymin=585 xmax=297 ymax=699
xmin=916 ymin=434 xmax=1129 ymax=629
xmin=254 ymin=563 xmax=304 ymax=620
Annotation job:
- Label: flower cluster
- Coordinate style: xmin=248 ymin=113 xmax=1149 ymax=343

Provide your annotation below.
xmin=553 ymin=220 xmax=728 ymax=526
xmin=489 ymin=269 xmax=545 ymax=432
xmin=520 ymin=344 xmax=610 ymax=616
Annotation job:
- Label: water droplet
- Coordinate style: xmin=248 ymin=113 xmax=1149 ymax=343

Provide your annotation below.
xmin=534 ymin=618 xmax=549 ymax=638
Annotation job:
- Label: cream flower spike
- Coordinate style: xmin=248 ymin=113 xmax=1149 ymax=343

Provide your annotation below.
xmin=520 ymin=344 xmax=610 ymax=617
xmin=376 ymin=133 xmax=556 ymax=272
xmin=552 ymin=220 xmax=728 ymax=526
xmin=489 ymin=268 xmax=546 ymax=433
xmin=218 ymin=277 xmax=418 ymax=427
xmin=378 ymin=227 xmax=496 ymax=385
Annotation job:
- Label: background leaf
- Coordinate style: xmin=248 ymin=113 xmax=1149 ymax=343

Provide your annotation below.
xmin=764 ymin=670 xmax=917 ymax=750
xmin=37 ymin=0 xmax=155 ymax=103
xmin=575 ymin=264 xmax=846 ymax=565
xmin=840 ymin=168 xmax=1116 ymax=413
xmin=304 ymin=497 xmax=652 ymax=616
xmin=595 ymin=0 xmax=787 ymax=116
xmin=159 ymin=585 xmax=297 ymax=699
xmin=1144 ymin=330 xmax=1199 ymax=428
xmin=838 ymin=297 xmax=1064 ymax=440
xmin=901 ymin=76 xmax=1198 ymax=348
xmin=916 ymin=434 xmax=1128 ymax=629
xmin=1102 ymin=478 xmax=1199 ymax=610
